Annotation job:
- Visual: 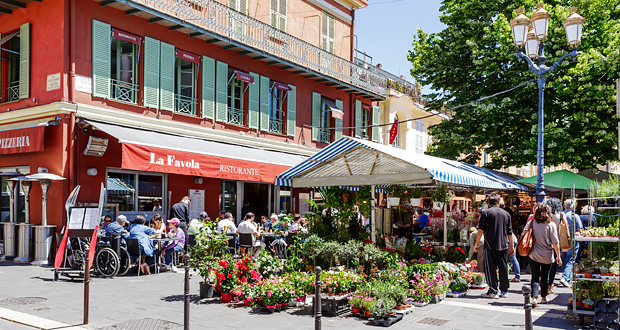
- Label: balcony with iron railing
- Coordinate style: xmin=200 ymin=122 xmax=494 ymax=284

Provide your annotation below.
xmin=175 ymin=94 xmax=197 ymax=116
xmin=317 ymin=127 xmax=331 ymax=144
xmin=269 ymin=117 xmax=282 ymax=134
xmin=227 ymin=107 xmax=243 ymax=126
xmin=7 ymin=81 xmax=19 ymax=102
xmin=111 ymin=79 xmax=138 ymax=104
xmin=106 ymin=0 xmax=387 ymax=98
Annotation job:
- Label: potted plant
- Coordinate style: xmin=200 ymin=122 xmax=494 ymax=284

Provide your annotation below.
xmin=582 ymin=298 xmax=594 ymax=309
xmin=301 ymin=234 xmax=324 ymax=267
xmin=409 ymin=186 xmax=424 ymax=207
xmin=212 ymin=257 xmax=237 ymax=302
xmin=348 ymin=292 xmax=367 ymax=314
xmin=189 ymin=223 xmax=228 ymax=299
xmin=432 ymin=184 xmax=453 ymax=210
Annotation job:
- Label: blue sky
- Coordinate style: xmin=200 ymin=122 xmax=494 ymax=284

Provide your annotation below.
xmin=355 ymin=0 xmax=445 ymax=92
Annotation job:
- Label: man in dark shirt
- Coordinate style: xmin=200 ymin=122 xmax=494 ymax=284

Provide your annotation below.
xmin=240 ymin=201 xmax=255 ymax=224
xmin=170 ymin=196 xmax=190 ymax=235
xmin=474 ymin=193 xmax=514 ymax=299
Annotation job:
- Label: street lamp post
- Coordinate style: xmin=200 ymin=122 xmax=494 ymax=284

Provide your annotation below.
xmin=510 ymin=4 xmax=585 ymax=202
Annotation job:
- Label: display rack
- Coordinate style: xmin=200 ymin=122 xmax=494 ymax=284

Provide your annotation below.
xmin=570 ymin=184 xmax=620 ymax=326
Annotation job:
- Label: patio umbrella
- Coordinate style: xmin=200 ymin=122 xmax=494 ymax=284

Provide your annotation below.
xmin=515 ymin=169 xmax=593 ymax=190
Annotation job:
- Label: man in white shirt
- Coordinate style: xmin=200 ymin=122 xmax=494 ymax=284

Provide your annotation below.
xmin=217 ymin=212 xmax=237 ymax=235
xmin=287 ymin=213 xmax=302 ymax=234
xmin=236 ymin=212 xmax=265 ymax=258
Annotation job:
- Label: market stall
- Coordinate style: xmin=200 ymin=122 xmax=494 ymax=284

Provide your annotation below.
xmin=275 ymin=136 xmax=526 ymax=245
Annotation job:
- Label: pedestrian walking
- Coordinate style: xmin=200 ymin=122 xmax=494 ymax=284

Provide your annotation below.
xmin=466 ymin=226 xmax=484 ymax=273
xmin=474 ymin=194 xmax=514 ymax=299
xmin=524 ymin=203 xmax=562 ymax=306
xmin=545 ymin=197 xmax=566 ymax=294
xmin=559 ymin=198 xmax=583 ymax=287
xmin=509 ymin=233 xmax=521 ymax=282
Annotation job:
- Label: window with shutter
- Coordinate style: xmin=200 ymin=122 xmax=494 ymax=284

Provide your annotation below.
xmin=321 ymin=12 xmax=335 ymax=54
xmin=415 ymin=120 xmax=424 ymax=153
xmin=248 ymin=72 xmax=259 ymax=129
xmin=143 ymin=37 xmax=161 ymax=109
xmin=311 ymin=92 xmax=321 ymax=141
xmin=201 ymin=55 xmax=215 ymax=120
xmin=110 ymin=36 xmax=138 ymax=104
xmin=174 ymin=55 xmax=197 ymax=116
xmin=270 ymin=0 xmax=287 ymax=32
xmin=259 ymin=75 xmax=270 ymax=132
xmin=334 ymin=99 xmax=343 ymax=140
xmin=226 ymin=68 xmax=244 ymax=125
xmin=18 ymin=23 xmax=29 ymax=100
xmin=268 ymin=84 xmax=284 ymax=134
xmin=286 ymin=85 xmax=296 ymax=137
xmin=229 ymin=0 xmax=247 ymax=35
xmin=354 ymin=100 xmax=362 ymax=138
xmin=371 ymin=105 xmax=380 ymax=142
xmin=216 ymin=61 xmax=228 ymax=122
xmin=4 ymin=33 xmax=21 ymax=102
xmin=92 ymin=20 xmax=111 ymax=99
xmin=159 ymin=42 xmax=175 ymax=111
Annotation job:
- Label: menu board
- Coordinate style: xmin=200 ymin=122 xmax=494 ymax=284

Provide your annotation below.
xmin=189 ymin=189 xmax=205 ymax=221
xmin=68 ymin=207 xmax=101 ymax=229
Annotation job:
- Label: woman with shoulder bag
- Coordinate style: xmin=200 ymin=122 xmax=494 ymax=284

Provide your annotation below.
xmin=523 ymin=203 xmax=562 ymax=306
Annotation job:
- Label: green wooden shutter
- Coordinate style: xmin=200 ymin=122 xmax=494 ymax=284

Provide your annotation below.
xmin=248 ymin=72 xmax=259 ymax=129
xmin=215 ymin=61 xmax=228 ymax=122
xmin=201 ymin=55 xmax=215 ymax=120
xmin=92 ymin=21 xmax=110 ymax=99
xmin=279 ymin=0 xmax=287 ymax=32
xmin=144 ymin=37 xmax=160 ymax=108
xmin=354 ymin=100 xmax=362 ymax=138
xmin=372 ymin=105 xmax=380 ymax=142
xmin=259 ymin=75 xmax=270 ymax=132
xmin=311 ymin=92 xmax=321 ymax=141
xmin=286 ymin=85 xmax=296 ymax=137
xmin=334 ymin=99 xmax=343 ymax=140
xmin=159 ymin=42 xmax=175 ymax=111
xmin=18 ymin=23 xmax=31 ymax=99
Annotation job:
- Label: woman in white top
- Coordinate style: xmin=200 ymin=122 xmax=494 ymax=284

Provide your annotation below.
xmin=545 ymin=197 xmax=566 ymax=294
xmin=150 ymin=214 xmax=167 ymax=237
xmin=236 ymin=212 xmax=266 ymax=258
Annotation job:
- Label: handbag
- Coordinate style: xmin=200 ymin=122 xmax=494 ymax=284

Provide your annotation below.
xmin=559 ymin=214 xmax=573 ymax=251
xmin=518 ymin=220 xmax=535 ymax=257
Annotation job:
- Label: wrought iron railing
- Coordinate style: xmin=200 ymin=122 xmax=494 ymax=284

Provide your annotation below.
xmin=7 ymin=81 xmax=19 ymax=102
xmin=317 ymin=127 xmax=331 ymax=144
xmin=111 ymin=79 xmax=138 ymax=104
xmin=175 ymin=94 xmax=197 ymax=116
xmin=269 ymin=117 xmax=282 ymax=134
xmin=227 ymin=107 xmax=243 ymax=126
xmin=131 ymin=0 xmax=387 ymax=97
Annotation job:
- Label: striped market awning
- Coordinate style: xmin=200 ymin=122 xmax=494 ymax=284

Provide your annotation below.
xmin=275 ymin=136 xmax=525 ymax=191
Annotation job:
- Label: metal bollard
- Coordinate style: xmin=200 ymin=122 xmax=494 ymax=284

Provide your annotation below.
xmin=184 ymin=249 xmax=190 ymax=330
xmin=83 ymin=247 xmax=90 ymax=325
xmin=315 ymin=266 xmax=322 ymax=330
xmin=522 ymin=285 xmax=533 ymax=330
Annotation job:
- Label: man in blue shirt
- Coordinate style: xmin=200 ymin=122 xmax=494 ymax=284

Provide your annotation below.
xmin=560 ymin=199 xmax=583 ymax=288
xmin=413 ymin=208 xmax=429 ymax=233
xmin=105 ymin=215 xmax=129 ymax=248
xmin=129 ymin=215 xmax=156 ymax=274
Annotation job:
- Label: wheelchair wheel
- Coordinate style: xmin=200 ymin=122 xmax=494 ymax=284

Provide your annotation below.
xmin=116 ymin=247 xmax=131 ymax=276
xmin=95 ymin=247 xmax=120 ymax=278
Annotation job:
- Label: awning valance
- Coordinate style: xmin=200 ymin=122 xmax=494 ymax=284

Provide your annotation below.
xmin=275 ymin=136 xmax=525 ymax=191
xmin=87 ymin=120 xmax=307 ymax=183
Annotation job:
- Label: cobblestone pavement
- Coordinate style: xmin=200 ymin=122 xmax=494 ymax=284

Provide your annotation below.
xmin=0 ymin=261 xmax=583 ymax=330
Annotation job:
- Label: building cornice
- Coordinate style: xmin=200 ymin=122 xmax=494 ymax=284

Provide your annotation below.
xmin=305 ymin=0 xmax=353 ymax=23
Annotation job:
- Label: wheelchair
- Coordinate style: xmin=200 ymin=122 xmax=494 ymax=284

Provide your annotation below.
xmin=65 ymin=233 xmax=130 ymax=278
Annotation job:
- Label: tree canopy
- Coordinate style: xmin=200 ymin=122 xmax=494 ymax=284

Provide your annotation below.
xmin=408 ymin=0 xmax=619 ymax=170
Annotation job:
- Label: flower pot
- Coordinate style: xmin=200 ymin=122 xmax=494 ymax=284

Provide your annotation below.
xmin=576 ymin=302 xmax=584 ymax=308
xmin=264 ymin=305 xmax=275 ymax=314
xmin=433 ymin=202 xmax=444 ymax=210
xmin=584 ymin=272 xmax=593 ymax=278
xmin=199 ymin=282 xmax=214 ymax=299
xmin=388 ymin=197 xmax=400 ymax=206
xmin=342 ymin=194 xmax=349 ymax=203
xmin=243 ymin=299 xmax=252 ymax=307
xmin=275 ymin=304 xmax=282 ymax=312
xmin=221 ymin=292 xmax=233 ymax=303
xmin=410 ymin=198 xmax=422 ymax=207
xmin=365 ymin=312 xmax=372 ymax=317
xmin=351 ymin=308 xmax=362 ymax=314
xmin=296 ymin=296 xmax=306 ymax=302
xmin=583 ymin=304 xmax=593 ymax=310
xmin=395 ymin=305 xmax=410 ymax=310
xmin=328 ymin=293 xmax=335 ymax=296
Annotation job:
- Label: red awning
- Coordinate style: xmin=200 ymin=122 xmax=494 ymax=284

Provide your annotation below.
xmin=273 ymin=82 xmax=292 ymax=91
xmin=112 ymin=29 xmax=141 ymax=45
xmin=122 ymin=144 xmax=290 ymax=183
xmin=0 ymin=126 xmax=44 ymax=155
xmin=235 ymin=71 xmax=255 ymax=84
xmin=176 ymin=49 xmax=200 ymax=64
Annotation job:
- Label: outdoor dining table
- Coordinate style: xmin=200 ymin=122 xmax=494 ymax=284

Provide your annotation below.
xmin=151 ymin=236 xmax=183 ymax=273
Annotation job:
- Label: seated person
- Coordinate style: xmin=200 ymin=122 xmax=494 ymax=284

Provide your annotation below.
xmin=149 ymin=214 xmax=167 ymax=238
xmin=161 ymin=218 xmax=185 ymax=273
xmin=217 ymin=212 xmax=237 ymax=235
xmin=129 ymin=215 xmax=156 ymax=275
xmin=412 ymin=208 xmax=429 ymax=233
xmin=189 ymin=211 xmax=210 ymax=236
xmin=264 ymin=214 xmax=277 ymax=231
xmin=101 ymin=215 xmax=113 ymax=231
xmin=105 ymin=214 xmax=130 ymax=246
xmin=236 ymin=212 xmax=265 ymax=258
xmin=287 ymin=213 xmax=302 ymax=234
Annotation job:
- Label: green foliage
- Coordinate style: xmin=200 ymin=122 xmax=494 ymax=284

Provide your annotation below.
xmin=188 ymin=221 xmax=228 ymax=283
xmin=409 ymin=0 xmax=619 ymax=170
xmin=284 ymin=236 xmax=306 ymax=273
xmin=300 ymin=234 xmax=324 ymax=266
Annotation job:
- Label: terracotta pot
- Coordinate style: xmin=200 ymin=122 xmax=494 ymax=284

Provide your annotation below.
xmin=221 ymin=292 xmax=233 ymax=303
xmin=584 ymin=272 xmax=593 ymax=278
xmin=328 ymin=293 xmax=335 ymax=296
xmin=395 ymin=305 xmax=410 ymax=310
xmin=351 ymin=308 xmax=362 ymax=314
xmin=342 ymin=194 xmax=349 ymax=203
xmin=583 ymin=304 xmax=593 ymax=309
xmin=576 ymin=302 xmax=584 ymax=307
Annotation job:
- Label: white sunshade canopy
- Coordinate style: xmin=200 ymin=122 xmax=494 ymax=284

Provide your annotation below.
xmin=276 ymin=136 xmax=525 ymax=191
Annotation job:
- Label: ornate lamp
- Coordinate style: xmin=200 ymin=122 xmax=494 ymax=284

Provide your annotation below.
xmin=525 ymin=29 xmax=540 ymax=59
xmin=530 ymin=3 xmax=551 ymax=40
xmin=510 ymin=8 xmax=530 ymax=48
xmin=563 ymin=7 xmax=585 ymax=48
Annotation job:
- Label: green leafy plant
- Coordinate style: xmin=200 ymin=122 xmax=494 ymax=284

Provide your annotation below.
xmin=188 ymin=221 xmax=228 ymax=283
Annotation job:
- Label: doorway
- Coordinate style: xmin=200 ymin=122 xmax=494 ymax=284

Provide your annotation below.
xmin=243 ymin=182 xmax=269 ymax=220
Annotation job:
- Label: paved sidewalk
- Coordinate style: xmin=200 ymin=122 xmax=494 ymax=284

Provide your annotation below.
xmin=0 ymin=261 xmax=582 ymax=330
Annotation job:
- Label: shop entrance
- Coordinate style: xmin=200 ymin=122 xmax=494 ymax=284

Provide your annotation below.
xmin=242 ymin=182 xmax=269 ymax=220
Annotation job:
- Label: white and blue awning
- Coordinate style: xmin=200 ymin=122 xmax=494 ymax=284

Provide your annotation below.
xmin=275 ymin=136 xmax=525 ymax=191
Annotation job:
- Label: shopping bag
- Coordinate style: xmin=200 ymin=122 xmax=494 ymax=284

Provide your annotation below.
xmin=518 ymin=220 xmax=535 ymax=257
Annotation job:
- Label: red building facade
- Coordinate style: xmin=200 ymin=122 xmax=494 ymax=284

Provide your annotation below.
xmin=0 ymin=0 xmax=385 ymax=229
